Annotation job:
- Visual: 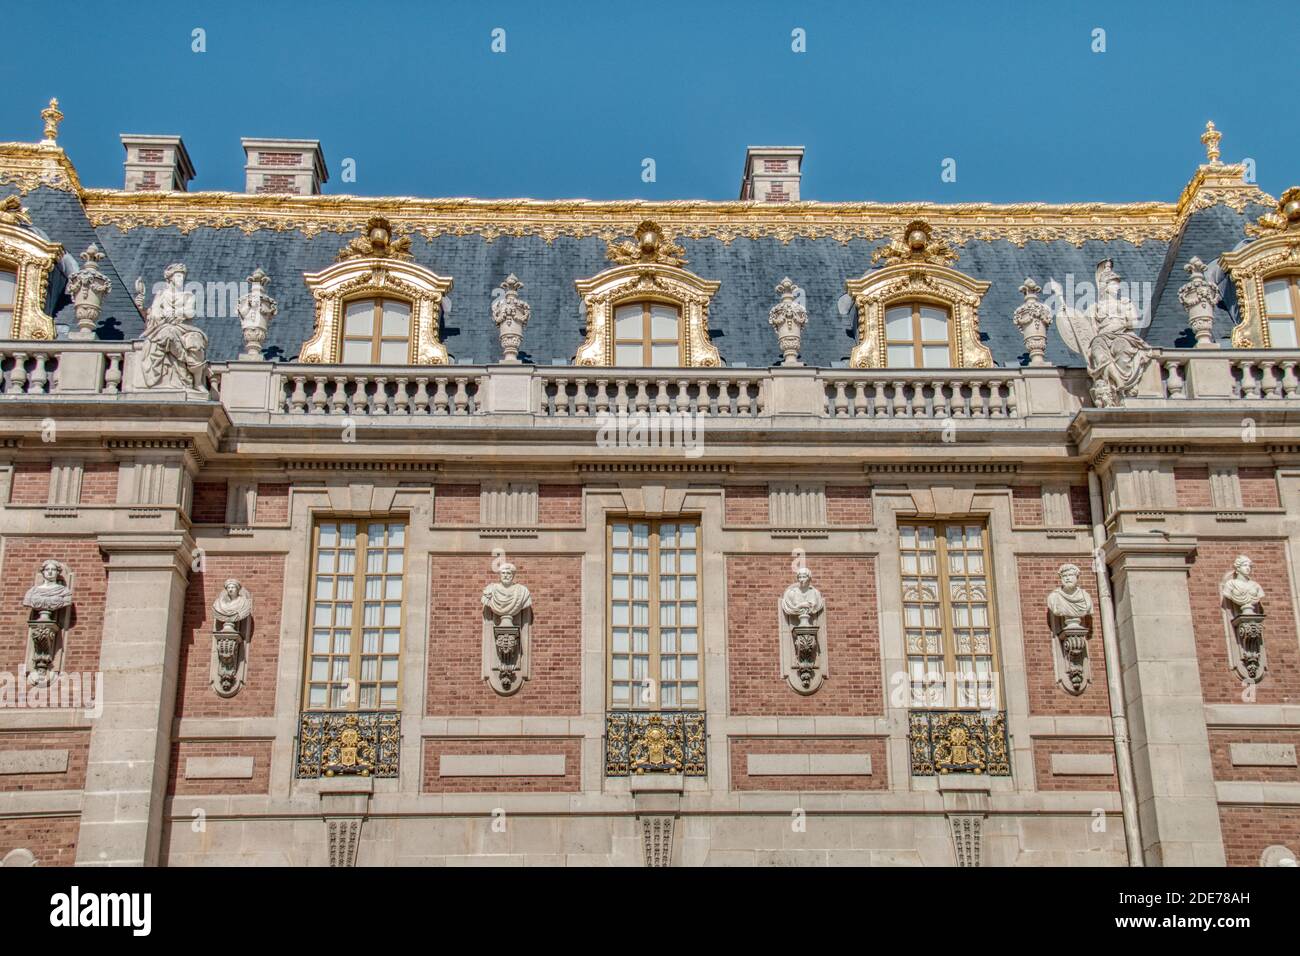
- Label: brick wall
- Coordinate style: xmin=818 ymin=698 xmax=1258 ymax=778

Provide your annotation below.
xmin=1190 ymin=539 xmax=1300 ymax=705
xmin=421 ymin=737 xmax=581 ymax=793
xmin=9 ymin=463 xmax=48 ymax=504
xmin=1240 ymin=466 xmax=1280 ymax=508
xmin=426 ymin=554 xmax=582 ymax=715
xmin=726 ymin=554 xmax=881 ymax=716
xmin=1209 ymin=729 xmax=1300 ymax=783
xmin=255 ymin=174 xmax=299 ymax=194
xmin=1031 ymin=736 xmax=1119 ymax=791
xmin=167 ymin=739 xmax=273 ymax=795
xmin=728 ymin=736 xmax=886 ymax=791
xmin=433 ymin=484 xmax=480 ymax=526
xmin=0 ymin=815 xmax=79 ymax=865
xmin=724 ymin=485 xmax=767 ymax=526
xmin=80 ymin=463 xmax=118 ymax=504
xmin=1016 ymin=555 xmax=1110 ymax=716
xmin=175 ymin=555 xmax=285 ymax=719
xmin=1011 ymin=486 xmax=1043 ymax=527
xmin=0 ymin=539 xmax=106 ymax=673
xmin=191 ymin=481 xmax=228 ymax=523
xmin=1174 ymin=466 xmax=1212 ymax=508
xmin=0 ymin=729 xmax=90 ymax=791
xmin=255 ymin=483 xmax=289 ymax=524
xmin=538 ymin=484 xmax=582 ymax=525
xmin=826 ymin=486 xmax=872 ymax=526
xmin=1069 ymin=486 xmax=1091 ymax=525
xmin=1219 ymin=806 xmax=1300 ymax=866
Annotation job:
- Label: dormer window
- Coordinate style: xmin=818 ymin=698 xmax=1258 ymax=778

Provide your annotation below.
xmin=1263 ymin=277 xmax=1299 ymax=348
xmin=614 ymin=302 xmax=681 ymax=367
xmin=341 ymin=297 xmax=412 ymax=364
xmin=885 ymin=303 xmax=952 ymax=368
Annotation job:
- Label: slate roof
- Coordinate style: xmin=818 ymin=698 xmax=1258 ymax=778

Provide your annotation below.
xmin=2 ymin=177 xmax=1271 ymax=369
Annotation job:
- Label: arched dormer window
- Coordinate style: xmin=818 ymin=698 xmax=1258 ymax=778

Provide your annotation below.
xmin=0 ymin=197 xmax=61 ymax=341
xmin=1221 ymin=189 xmax=1300 ymax=348
xmin=846 ymin=221 xmax=992 ymax=369
xmin=300 ymin=217 xmax=452 ymax=365
xmin=575 ymin=221 xmax=721 ymax=367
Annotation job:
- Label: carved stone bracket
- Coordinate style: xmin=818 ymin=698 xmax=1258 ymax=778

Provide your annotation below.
xmin=210 ymin=578 xmax=252 ymax=698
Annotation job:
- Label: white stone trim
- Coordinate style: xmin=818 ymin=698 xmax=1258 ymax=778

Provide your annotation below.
xmin=0 ymin=749 xmax=69 ymax=774
xmin=183 ymin=756 xmax=256 ymax=780
xmin=1050 ymin=753 xmax=1115 ymax=776
xmin=1229 ymin=743 xmax=1297 ymax=767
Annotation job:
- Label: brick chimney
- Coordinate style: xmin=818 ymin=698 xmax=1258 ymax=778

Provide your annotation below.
xmin=241 ymin=138 xmax=328 ymax=195
xmin=120 ymin=135 xmax=196 ymax=192
xmin=739 ymin=146 xmax=804 ymax=203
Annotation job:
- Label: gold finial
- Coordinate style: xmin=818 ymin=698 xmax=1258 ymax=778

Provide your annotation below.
xmin=40 ymin=98 xmax=63 ymax=144
xmin=1201 ymin=120 xmax=1222 ymax=165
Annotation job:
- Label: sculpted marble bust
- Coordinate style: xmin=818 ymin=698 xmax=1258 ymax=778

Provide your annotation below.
xmin=779 ymin=567 xmax=827 ymax=693
xmin=23 ymin=559 xmax=73 ymax=614
xmin=1221 ymin=555 xmax=1265 ymax=615
xmin=482 ymin=563 xmax=533 ymax=695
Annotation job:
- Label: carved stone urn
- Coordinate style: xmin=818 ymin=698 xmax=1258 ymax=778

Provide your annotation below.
xmin=1178 ymin=256 xmax=1220 ymax=348
xmin=236 ymin=268 xmax=278 ymax=360
xmin=66 ymin=245 xmax=112 ymax=340
xmin=1013 ymin=278 xmax=1053 ymax=366
xmin=491 ymin=275 xmax=531 ymax=364
xmin=768 ymin=277 xmax=808 ymax=366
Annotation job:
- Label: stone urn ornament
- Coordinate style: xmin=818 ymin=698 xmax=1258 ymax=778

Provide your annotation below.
xmin=491 ymin=274 xmax=531 ymax=364
xmin=768 ymin=277 xmax=808 ymax=366
xmin=1013 ymin=278 xmax=1053 ymax=366
xmin=66 ymin=244 xmax=112 ymax=340
xmin=236 ymin=268 xmax=278 ymax=359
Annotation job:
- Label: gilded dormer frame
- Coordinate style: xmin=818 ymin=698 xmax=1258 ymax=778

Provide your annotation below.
xmin=574 ymin=221 xmax=722 ymax=367
xmin=0 ymin=199 xmax=63 ymax=341
xmin=1220 ymin=188 xmax=1300 ymax=349
xmin=846 ymin=221 xmax=992 ymax=369
xmin=299 ymin=218 xmax=452 ymax=365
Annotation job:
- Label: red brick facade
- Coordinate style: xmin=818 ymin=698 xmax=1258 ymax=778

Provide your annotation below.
xmin=1030 ymin=736 xmax=1119 ymax=791
xmin=726 ymin=554 xmax=881 ymax=716
xmin=80 ymin=462 xmax=118 ymax=504
xmin=421 ymin=736 xmax=581 ymax=792
xmin=433 ymin=484 xmax=480 ymax=526
xmin=167 ymin=738 xmax=273 ymax=795
xmin=191 ymin=481 xmax=228 ymax=523
xmin=1209 ymin=729 xmax=1300 ymax=783
xmin=1220 ymin=806 xmax=1300 ymax=866
xmin=826 ymin=485 xmax=872 ymax=525
xmin=256 ymin=483 xmax=290 ymax=524
xmin=1069 ymin=486 xmax=1091 ymax=525
xmin=1011 ymin=485 xmax=1044 ymax=526
xmin=538 ymin=483 xmax=582 ymax=525
xmin=728 ymin=736 xmax=887 ymax=791
xmin=1189 ymin=539 xmax=1300 ymax=705
xmin=724 ymin=485 xmax=767 ymax=526
xmin=426 ymin=554 xmax=582 ymax=715
xmin=0 ymin=538 xmax=106 ymax=673
xmin=1240 ymin=466 xmax=1280 ymax=508
xmin=1175 ymin=466 xmax=1212 ymax=508
xmin=0 ymin=729 xmax=90 ymax=791
xmin=9 ymin=463 xmax=48 ymax=504
xmin=1016 ymin=555 xmax=1110 ymax=716
xmin=0 ymin=815 xmax=79 ymax=865
xmin=176 ymin=555 xmax=286 ymax=719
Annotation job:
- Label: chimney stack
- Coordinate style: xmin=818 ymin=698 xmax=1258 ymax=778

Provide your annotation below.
xmin=241 ymin=138 xmax=328 ymax=195
xmin=120 ymin=135 xmax=195 ymax=192
xmin=739 ymin=146 xmax=804 ymax=203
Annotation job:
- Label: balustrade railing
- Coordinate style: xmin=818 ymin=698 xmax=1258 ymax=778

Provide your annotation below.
xmin=538 ymin=370 xmax=765 ymax=418
xmin=279 ymin=367 xmax=484 ymax=416
xmin=822 ymin=371 xmax=1021 ymax=419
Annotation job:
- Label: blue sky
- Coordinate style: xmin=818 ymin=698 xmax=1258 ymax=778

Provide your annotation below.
xmin=3 ymin=0 xmax=1297 ymax=203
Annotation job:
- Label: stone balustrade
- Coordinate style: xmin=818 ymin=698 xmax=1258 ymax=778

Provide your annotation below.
xmin=822 ymin=370 xmax=1023 ymax=419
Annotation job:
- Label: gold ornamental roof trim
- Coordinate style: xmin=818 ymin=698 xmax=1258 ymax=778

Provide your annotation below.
xmin=78 ymin=188 xmax=1183 ymax=247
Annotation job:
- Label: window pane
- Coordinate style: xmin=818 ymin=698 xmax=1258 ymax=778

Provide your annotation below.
xmin=887 ymin=344 xmax=914 ymax=368
xmin=1264 ymin=279 xmax=1293 ymax=316
xmin=650 ymin=343 xmax=678 ymax=367
xmin=382 ymin=300 xmax=411 ymax=335
xmin=1269 ymin=318 xmax=1298 ymax=348
xmin=615 ymin=343 xmax=643 ymax=366
xmin=919 ymin=306 xmax=948 ymax=339
xmin=884 ymin=306 xmax=912 ymax=339
xmin=341 ymin=340 xmax=372 ymax=364
xmin=650 ymin=305 xmax=678 ymax=338
xmin=344 ymin=300 xmax=373 ymax=336
xmin=614 ymin=304 xmax=642 ymax=338
xmin=378 ymin=340 xmax=408 ymax=365
xmin=922 ymin=345 xmax=949 ymax=368
xmin=0 ymin=270 xmax=15 ymax=306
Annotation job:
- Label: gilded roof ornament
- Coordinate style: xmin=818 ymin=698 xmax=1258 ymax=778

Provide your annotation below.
xmin=606 ymin=220 xmax=686 ymax=266
xmin=1246 ymin=186 xmax=1300 ymax=237
xmin=870 ymin=219 xmax=957 ymax=266
xmin=1201 ymin=121 xmax=1222 ymax=165
xmin=40 ymin=99 xmax=63 ymax=145
xmin=0 ymin=195 xmax=32 ymax=226
xmin=336 ymin=216 xmax=412 ymax=261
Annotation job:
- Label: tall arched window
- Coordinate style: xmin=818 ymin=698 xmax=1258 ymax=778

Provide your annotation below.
xmin=884 ymin=302 xmax=952 ymax=368
xmin=341 ymin=297 xmax=412 ymax=364
xmin=1263 ymin=276 xmax=1299 ymax=348
xmin=613 ymin=302 xmax=681 ymax=367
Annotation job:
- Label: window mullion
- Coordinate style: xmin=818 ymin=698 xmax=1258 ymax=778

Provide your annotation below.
xmin=649 ymin=524 xmax=661 ymax=709
xmin=350 ymin=525 xmax=367 ymax=711
xmin=936 ymin=525 xmax=957 ymax=691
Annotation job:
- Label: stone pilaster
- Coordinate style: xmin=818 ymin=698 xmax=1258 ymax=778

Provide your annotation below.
xmin=1103 ymin=532 xmax=1225 ymax=865
xmin=75 ymin=532 xmax=193 ymax=866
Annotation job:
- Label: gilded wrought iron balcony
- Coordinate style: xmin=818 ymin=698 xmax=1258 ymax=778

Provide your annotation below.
xmin=908 ymin=710 xmax=1011 ymax=776
xmin=295 ymin=710 xmax=400 ymax=778
xmin=605 ymin=711 xmax=707 ymax=776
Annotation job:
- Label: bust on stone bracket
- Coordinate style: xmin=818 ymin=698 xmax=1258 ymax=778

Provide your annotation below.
xmin=211 ymin=578 xmax=253 ymax=698
xmin=779 ymin=566 xmax=827 ymax=694
xmin=1046 ymin=563 xmax=1094 ymax=695
xmin=1220 ymin=554 xmax=1266 ymax=684
xmin=481 ymin=563 xmax=533 ymax=696
xmin=21 ymin=559 xmax=74 ymax=685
